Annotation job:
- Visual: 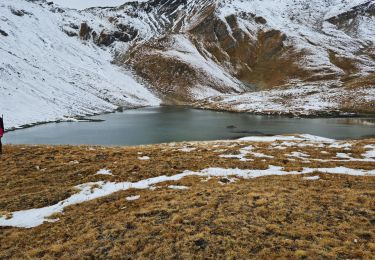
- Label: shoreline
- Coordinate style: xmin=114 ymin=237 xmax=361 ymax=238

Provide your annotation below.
xmin=3 ymin=105 xmax=153 ymax=133
xmin=4 ymin=104 xmax=375 ymax=134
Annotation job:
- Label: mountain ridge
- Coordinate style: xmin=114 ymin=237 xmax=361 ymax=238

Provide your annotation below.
xmin=59 ymin=0 xmax=375 ymax=100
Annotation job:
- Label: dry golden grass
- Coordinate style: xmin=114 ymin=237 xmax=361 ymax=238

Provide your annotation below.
xmin=344 ymin=72 xmax=375 ymax=89
xmin=0 ymin=138 xmax=374 ymax=259
xmin=328 ymin=50 xmax=359 ymax=78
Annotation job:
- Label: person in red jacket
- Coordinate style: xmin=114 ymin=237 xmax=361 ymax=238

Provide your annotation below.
xmin=0 ymin=115 xmax=4 ymax=155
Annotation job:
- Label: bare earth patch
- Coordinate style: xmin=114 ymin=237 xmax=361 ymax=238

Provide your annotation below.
xmin=0 ymin=135 xmax=374 ymax=259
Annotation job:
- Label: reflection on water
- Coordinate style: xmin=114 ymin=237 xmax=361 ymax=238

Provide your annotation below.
xmin=4 ymin=107 xmax=375 ymax=145
xmin=336 ymin=118 xmax=375 ymax=126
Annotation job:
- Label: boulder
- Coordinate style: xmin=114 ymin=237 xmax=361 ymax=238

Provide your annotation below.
xmin=0 ymin=29 xmax=8 ymax=37
xmin=255 ymin=16 xmax=267 ymax=24
xmin=79 ymin=22 xmax=92 ymax=40
xmin=96 ymin=30 xmax=115 ymax=46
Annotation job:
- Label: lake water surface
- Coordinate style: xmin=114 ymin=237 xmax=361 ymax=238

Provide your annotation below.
xmin=4 ymin=107 xmax=375 ymax=145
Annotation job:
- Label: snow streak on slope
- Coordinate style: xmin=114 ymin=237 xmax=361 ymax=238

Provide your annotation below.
xmin=164 ymin=35 xmax=242 ymax=89
xmin=0 ymin=0 xmax=159 ymax=130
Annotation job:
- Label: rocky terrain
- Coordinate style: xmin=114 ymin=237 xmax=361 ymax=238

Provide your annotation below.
xmin=84 ymin=0 xmax=375 ymax=104
xmin=1 ymin=0 xmax=375 ymax=128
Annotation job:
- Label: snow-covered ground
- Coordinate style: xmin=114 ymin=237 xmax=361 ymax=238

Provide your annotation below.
xmin=0 ymin=166 xmax=375 ymax=228
xmin=1 ymin=134 xmax=374 ymax=228
xmin=0 ymin=0 xmax=159 ymax=130
xmin=1 ymin=163 xmax=374 ymax=228
xmin=195 ymin=82 xmax=375 ymax=116
xmin=95 ymin=168 xmax=113 ymax=175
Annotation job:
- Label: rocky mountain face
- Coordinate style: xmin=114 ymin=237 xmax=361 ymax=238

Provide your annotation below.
xmin=0 ymin=0 xmax=374 ymax=128
xmin=75 ymin=0 xmax=375 ymax=104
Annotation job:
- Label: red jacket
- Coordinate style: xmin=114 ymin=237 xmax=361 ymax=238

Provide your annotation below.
xmin=0 ymin=117 xmax=3 ymax=138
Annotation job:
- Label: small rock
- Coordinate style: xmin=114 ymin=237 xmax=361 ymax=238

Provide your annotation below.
xmin=0 ymin=29 xmax=8 ymax=37
xmin=255 ymin=16 xmax=267 ymax=24
xmin=96 ymin=30 xmax=115 ymax=46
xmin=194 ymin=238 xmax=207 ymax=249
xmin=125 ymin=222 xmax=136 ymax=230
xmin=10 ymin=8 xmax=25 ymax=16
xmin=219 ymin=178 xmax=231 ymax=183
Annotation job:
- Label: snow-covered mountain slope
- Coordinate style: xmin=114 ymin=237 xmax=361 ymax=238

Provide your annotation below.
xmin=77 ymin=0 xmax=374 ymax=103
xmin=194 ymin=81 xmax=375 ymax=116
xmin=0 ymin=0 xmax=159 ymax=130
xmin=82 ymin=0 xmax=247 ymax=102
xmin=215 ymin=0 xmax=374 ymax=75
xmin=0 ymin=0 xmax=374 ymax=129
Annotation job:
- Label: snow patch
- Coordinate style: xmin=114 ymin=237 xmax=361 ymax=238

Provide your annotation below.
xmin=95 ymin=169 xmax=113 ymax=176
xmin=336 ymin=153 xmax=352 ymax=159
xmin=178 ymin=147 xmax=196 ymax=152
xmin=168 ymin=185 xmax=189 ymax=190
xmin=138 ymin=156 xmax=150 ymax=160
xmin=289 ymin=152 xmax=310 ymax=159
xmin=1 ymin=165 xmax=373 ymax=228
xmin=303 ymin=176 xmax=320 ymax=180
xmin=126 ymin=195 xmax=140 ymax=201
xmin=239 ymin=134 xmax=334 ymax=143
xmin=363 ymin=145 xmax=375 ymax=159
